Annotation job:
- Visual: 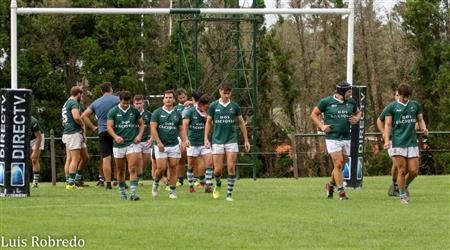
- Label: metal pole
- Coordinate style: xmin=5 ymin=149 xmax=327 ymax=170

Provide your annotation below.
xmin=290 ymin=133 xmax=299 ymax=179
xmin=11 ymin=0 xmax=18 ymax=89
xmin=193 ymin=0 xmax=199 ymax=91
xmin=50 ymin=129 xmax=56 ymax=186
xmin=169 ymin=0 xmax=173 ymax=36
xmin=346 ymin=0 xmax=355 ymax=84
xmin=251 ymin=0 xmax=258 ymax=180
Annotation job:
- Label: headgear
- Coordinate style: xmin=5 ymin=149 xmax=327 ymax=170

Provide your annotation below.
xmin=336 ymin=82 xmax=352 ymax=96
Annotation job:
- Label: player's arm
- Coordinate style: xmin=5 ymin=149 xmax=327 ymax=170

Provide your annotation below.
xmin=376 ymin=118 xmax=385 ymax=134
xmin=383 ymin=116 xmax=392 ymax=149
xmin=72 ymin=108 xmax=84 ymax=127
xmin=204 ymin=115 xmax=213 ymax=148
xmin=178 ymin=124 xmax=187 ymax=151
xmin=134 ymin=118 xmax=144 ymax=143
xmin=416 ymin=113 xmax=428 ymax=136
xmin=310 ymin=107 xmax=330 ymax=132
xmin=151 ymin=122 xmax=164 ymax=152
xmin=238 ymin=115 xmax=250 ymax=152
xmin=81 ymin=107 xmax=97 ymax=133
xmin=349 ymin=108 xmax=361 ymax=125
xmin=107 ymin=119 xmax=123 ymax=144
xmin=182 ymin=117 xmax=190 ymax=147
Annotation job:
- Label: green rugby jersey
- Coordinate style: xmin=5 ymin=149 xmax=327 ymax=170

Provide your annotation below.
xmin=384 ymin=100 xmax=422 ymax=148
xmin=62 ymin=99 xmax=83 ymax=135
xmin=140 ymin=109 xmax=152 ymax=141
xmin=107 ymin=105 xmax=141 ymax=148
xmin=183 ymin=106 xmax=207 ymax=146
xmin=378 ymin=106 xmax=389 ymax=122
xmin=207 ymin=100 xmax=241 ymax=144
xmin=316 ymin=95 xmax=358 ymax=140
xmin=151 ymin=106 xmax=183 ymax=147
xmin=31 ymin=116 xmax=44 ymax=140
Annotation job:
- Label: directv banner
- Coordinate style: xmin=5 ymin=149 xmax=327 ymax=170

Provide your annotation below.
xmin=0 ymin=88 xmax=32 ymax=197
xmin=343 ymin=85 xmax=366 ymax=188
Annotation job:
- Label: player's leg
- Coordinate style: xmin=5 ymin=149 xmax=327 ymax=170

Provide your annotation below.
xmin=127 ymin=146 xmax=142 ymax=200
xmin=75 ymin=147 xmax=89 ymax=186
xmin=100 ymin=132 xmax=114 ymax=189
xmin=176 ymin=152 xmax=187 ymax=187
xmin=114 ymin=148 xmax=127 ymax=200
xmin=167 ymin=156 xmax=179 ymax=198
xmin=225 ymin=149 xmax=238 ymax=201
xmin=203 ymin=151 xmax=214 ymax=193
xmin=394 ymin=155 xmax=408 ymax=204
xmin=139 ymin=145 xmax=151 ymax=186
xmin=406 ymin=152 xmax=420 ymax=199
xmin=64 ymin=147 xmax=71 ymax=185
xmin=197 ymin=154 xmax=206 ymax=189
xmin=152 ymin=146 xmax=168 ymax=198
xmin=97 ymin=160 xmax=105 ymax=187
xmin=67 ymin=149 xmax=81 ymax=189
xmin=187 ymin=155 xmax=196 ymax=192
xmin=212 ymin=144 xmax=225 ymax=199
xmin=330 ymin=151 xmax=347 ymax=200
xmin=30 ymin=144 xmax=41 ymax=188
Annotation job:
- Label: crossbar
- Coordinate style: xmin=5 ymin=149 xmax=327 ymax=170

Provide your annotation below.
xmin=16 ymin=8 xmax=351 ymax=15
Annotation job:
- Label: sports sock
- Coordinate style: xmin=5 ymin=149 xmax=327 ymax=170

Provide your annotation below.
xmin=187 ymin=170 xmax=194 ymax=188
xmin=68 ymin=173 xmax=76 ymax=185
xmin=337 ymin=186 xmax=345 ymax=194
xmin=130 ymin=180 xmax=137 ymax=197
xmin=33 ymin=171 xmax=40 ymax=183
xmin=178 ymin=176 xmax=184 ymax=185
xmin=106 ymin=182 xmax=112 ymax=188
xmin=66 ymin=175 xmax=69 ymax=184
xmin=199 ymin=175 xmax=205 ymax=185
xmin=153 ymin=179 xmax=160 ymax=189
xmin=399 ymin=189 xmax=407 ymax=198
xmin=119 ymin=182 xmax=126 ymax=196
xmin=99 ymin=175 xmax=105 ymax=182
xmin=170 ymin=186 xmax=176 ymax=194
xmin=75 ymin=170 xmax=83 ymax=180
xmin=227 ymin=175 xmax=236 ymax=197
xmin=215 ymin=175 xmax=222 ymax=187
xmin=205 ymin=168 xmax=213 ymax=186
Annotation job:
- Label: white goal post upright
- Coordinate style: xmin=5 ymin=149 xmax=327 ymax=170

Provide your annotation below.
xmin=10 ymin=0 xmax=355 ymax=89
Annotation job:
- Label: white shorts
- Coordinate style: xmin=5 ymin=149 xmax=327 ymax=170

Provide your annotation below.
xmin=212 ymin=143 xmax=239 ymax=155
xmin=62 ymin=133 xmax=86 ymax=150
xmin=30 ymin=133 xmax=45 ymax=151
xmin=153 ymin=144 xmax=181 ymax=159
xmin=325 ymin=139 xmax=351 ymax=155
xmin=113 ymin=143 xmax=142 ymax=158
xmin=388 ymin=146 xmax=419 ymax=158
xmin=187 ymin=146 xmax=211 ymax=157
xmin=139 ymin=142 xmax=152 ymax=154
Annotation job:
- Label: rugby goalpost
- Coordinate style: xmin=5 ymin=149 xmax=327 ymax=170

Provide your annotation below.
xmin=10 ymin=0 xmax=355 ymax=89
xmin=7 ymin=0 xmax=362 ymax=185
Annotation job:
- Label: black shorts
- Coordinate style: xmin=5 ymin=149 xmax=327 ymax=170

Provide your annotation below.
xmin=99 ymin=131 xmax=113 ymax=158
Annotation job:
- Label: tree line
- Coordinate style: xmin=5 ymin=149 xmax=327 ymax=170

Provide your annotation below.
xmin=0 ymin=0 xmax=448 ymax=179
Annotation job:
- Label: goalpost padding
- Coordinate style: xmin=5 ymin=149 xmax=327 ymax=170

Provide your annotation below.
xmin=0 ymin=89 xmax=32 ymax=197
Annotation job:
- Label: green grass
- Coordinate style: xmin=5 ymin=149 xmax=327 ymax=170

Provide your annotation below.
xmin=1 ymin=176 xmax=449 ymax=249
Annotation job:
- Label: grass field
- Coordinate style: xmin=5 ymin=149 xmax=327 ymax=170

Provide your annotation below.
xmin=1 ymin=176 xmax=449 ymax=249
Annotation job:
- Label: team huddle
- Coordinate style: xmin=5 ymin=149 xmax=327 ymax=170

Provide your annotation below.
xmin=29 ymin=81 xmax=427 ymax=204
